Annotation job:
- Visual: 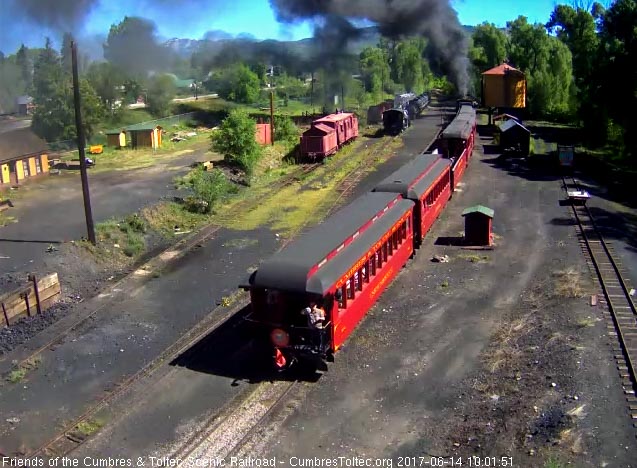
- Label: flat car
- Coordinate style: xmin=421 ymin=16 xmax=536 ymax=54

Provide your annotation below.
xmin=242 ymin=192 xmax=415 ymax=369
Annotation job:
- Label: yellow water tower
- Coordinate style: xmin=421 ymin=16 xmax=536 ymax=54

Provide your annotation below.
xmin=481 ymin=63 xmax=526 ymax=109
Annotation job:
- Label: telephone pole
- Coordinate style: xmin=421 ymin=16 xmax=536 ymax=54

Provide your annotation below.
xmin=71 ymin=41 xmax=96 ymax=245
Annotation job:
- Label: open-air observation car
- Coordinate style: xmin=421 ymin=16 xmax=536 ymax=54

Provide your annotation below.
xmin=241 ymin=192 xmax=415 ymax=369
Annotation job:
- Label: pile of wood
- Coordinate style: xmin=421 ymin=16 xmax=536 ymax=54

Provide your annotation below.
xmin=1 ymin=273 xmax=61 ymax=327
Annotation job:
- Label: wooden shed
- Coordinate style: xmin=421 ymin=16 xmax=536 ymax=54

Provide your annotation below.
xmin=0 ymin=128 xmax=50 ymax=187
xmin=462 ymin=205 xmax=494 ymax=246
xmin=496 ymin=119 xmax=531 ymax=156
xmin=106 ymin=129 xmax=127 ymax=148
xmin=126 ymin=123 xmax=163 ymax=149
xmin=482 ymin=64 xmax=526 ymax=109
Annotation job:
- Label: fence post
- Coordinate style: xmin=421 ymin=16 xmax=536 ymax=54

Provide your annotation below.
xmin=29 ymin=274 xmax=42 ymax=315
xmin=1 ymin=302 xmax=8 ymax=327
xmin=23 ymin=291 xmax=31 ymax=317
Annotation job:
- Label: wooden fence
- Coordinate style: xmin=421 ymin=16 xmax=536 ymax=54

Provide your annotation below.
xmin=0 ymin=273 xmax=61 ymax=327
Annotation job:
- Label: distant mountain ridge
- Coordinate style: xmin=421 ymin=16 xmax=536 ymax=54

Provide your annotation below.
xmin=164 ymin=24 xmax=478 ymax=58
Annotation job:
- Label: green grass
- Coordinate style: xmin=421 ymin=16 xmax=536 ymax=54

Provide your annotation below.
xmin=95 ymin=214 xmax=147 ymax=259
xmin=75 ymin=419 xmax=104 ymax=436
xmin=7 ymin=368 xmax=27 ymax=383
xmin=142 ymin=201 xmax=209 ymax=238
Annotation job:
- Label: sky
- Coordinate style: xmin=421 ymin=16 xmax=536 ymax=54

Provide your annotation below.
xmin=0 ymin=0 xmax=560 ymax=55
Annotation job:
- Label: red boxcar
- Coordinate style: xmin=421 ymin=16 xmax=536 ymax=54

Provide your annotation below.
xmin=242 ymin=192 xmax=414 ymax=368
xmin=300 ymin=112 xmax=359 ymax=160
xmin=299 ymin=123 xmax=338 ymax=159
xmin=373 ymin=154 xmax=452 ymax=247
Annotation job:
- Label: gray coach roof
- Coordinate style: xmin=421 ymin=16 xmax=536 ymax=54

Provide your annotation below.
xmin=246 ymin=193 xmax=414 ymax=294
xmin=373 ymin=155 xmax=450 ymax=200
xmin=441 ymin=115 xmax=475 ymax=140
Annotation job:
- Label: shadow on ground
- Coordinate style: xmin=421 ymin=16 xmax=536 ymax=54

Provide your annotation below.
xmin=170 ymin=304 xmax=323 ymax=384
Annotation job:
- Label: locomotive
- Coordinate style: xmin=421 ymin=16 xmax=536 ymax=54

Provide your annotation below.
xmin=243 ymin=103 xmax=477 ymax=369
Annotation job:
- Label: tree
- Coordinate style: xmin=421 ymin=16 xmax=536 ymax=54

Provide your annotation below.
xmin=273 ymin=115 xmax=299 ymax=146
xmin=0 ymin=60 xmax=24 ymax=112
xmin=61 ymin=32 xmax=74 ymax=73
xmin=211 ymin=109 xmax=261 ymax=176
xmin=31 ymin=39 xmax=104 ymax=141
xmin=104 ymin=17 xmax=168 ymax=76
xmin=598 ymin=0 xmax=637 ymax=155
xmin=86 ymin=62 xmax=125 ymax=111
xmin=15 ymin=44 xmax=31 ymax=91
xmin=210 ymin=64 xmax=261 ymax=104
xmin=146 ymin=74 xmax=176 ymax=117
xmin=359 ymin=47 xmax=391 ymax=101
xmin=470 ymin=23 xmax=509 ymax=71
xmin=275 ymin=73 xmax=308 ymax=103
xmin=507 ymin=16 xmax=573 ymax=118
xmin=394 ymin=38 xmax=430 ymax=93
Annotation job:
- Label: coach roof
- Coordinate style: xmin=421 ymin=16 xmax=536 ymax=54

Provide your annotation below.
xmin=373 ymin=154 xmax=450 ymax=200
xmin=246 ymin=192 xmax=414 ymax=294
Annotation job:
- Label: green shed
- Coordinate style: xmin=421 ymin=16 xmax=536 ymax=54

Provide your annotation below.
xmin=462 ymin=205 xmax=494 ymax=246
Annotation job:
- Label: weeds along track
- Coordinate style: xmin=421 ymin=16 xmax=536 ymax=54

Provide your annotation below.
xmin=563 ymin=176 xmax=637 ymax=428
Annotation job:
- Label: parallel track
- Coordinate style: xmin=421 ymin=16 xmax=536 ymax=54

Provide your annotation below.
xmin=20 ymin=115 xmax=444 ymax=459
xmin=563 ymin=176 xmax=637 ymax=416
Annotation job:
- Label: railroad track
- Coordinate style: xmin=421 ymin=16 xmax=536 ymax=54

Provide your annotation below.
xmin=563 ymin=176 xmax=637 ymax=419
xmin=18 ymin=123 xmax=440 ymax=459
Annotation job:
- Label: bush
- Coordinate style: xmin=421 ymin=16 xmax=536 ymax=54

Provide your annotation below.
xmin=123 ymin=214 xmax=146 ymax=234
xmin=212 ymin=109 xmax=262 ymax=176
xmin=178 ymin=168 xmax=237 ymax=213
xmin=274 ymin=115 xmax=299 ymax=146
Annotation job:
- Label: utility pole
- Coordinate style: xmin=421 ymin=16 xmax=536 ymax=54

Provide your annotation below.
xmin=310 ymin=71 xmax=314 ymax=115
xmin=71 ymin=41 xmax=96 ymax=245
xmin=269 ymin=91 xmax=275 ymax=146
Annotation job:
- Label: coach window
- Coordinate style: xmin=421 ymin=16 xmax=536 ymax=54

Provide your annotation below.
xmin=357 ymin=268 xmax=363 ymax=291
xmin=383 ymin=242 xmax=388 ymax=261
xmin=364 ymin=261 xmax=370 ymax=283
xmin=339 ymin=285 xmax=347 ymax=308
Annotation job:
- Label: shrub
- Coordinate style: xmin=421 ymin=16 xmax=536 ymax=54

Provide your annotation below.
xmin=212 ymin=109 xmax=262 ymax=176
xmin=274 ymin=115 xmax=300 ymax=146
xmin=178 ymin=168 xmax=237 ymax=213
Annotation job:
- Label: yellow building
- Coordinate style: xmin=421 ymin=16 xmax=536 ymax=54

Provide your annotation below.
xmin=482 ymin=64 xmax=526 ymax=109
xmin=126 ymin=123 xmax=162 ymax=149
xmin=0 ymin=128 xmax=50 ymax=187
xmin=106 ymin=129 xmax=127 ymax=148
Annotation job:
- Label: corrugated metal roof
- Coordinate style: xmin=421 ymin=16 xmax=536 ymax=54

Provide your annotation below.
xmin=482 ymin=63 xmax=524 ymax=76
xmin=247 ymin=192 xmax=411 ymax=294
xmin=462 ymin=205 xmax=494 ymax=218
xmin=497 ymin=119 xmax=530 ymax=134
xmin=125 ymin=122 xmax=162 ymax=132
xmin=0 ymin=128 xmax=48 ymax=164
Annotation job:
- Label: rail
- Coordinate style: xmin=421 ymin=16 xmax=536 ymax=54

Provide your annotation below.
xmin=563 ymin=176 xmax=637 ymax=401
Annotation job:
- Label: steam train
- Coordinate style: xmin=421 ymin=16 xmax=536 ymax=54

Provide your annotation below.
xmin=242 ymin=103 xmax=477 ymax=369
xmin=382 ymin=92 xmax=430 ymax=135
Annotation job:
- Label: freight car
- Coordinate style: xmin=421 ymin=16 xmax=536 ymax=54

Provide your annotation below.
xmin=300 ymin=112 xmax=359 ymax=160
xmin=243 ymin=105 xmax=476 ymax=370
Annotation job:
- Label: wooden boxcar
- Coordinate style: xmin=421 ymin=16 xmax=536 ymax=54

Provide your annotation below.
xmin=243 ymin=192 xmax=414 ymax=368
xmin=313 ymin=113 xmax=358 ymax=146
xmin=373 ymin=154 xmax=452 ymax=247
xmin=299 ymin=123 xmax=338 ymax=159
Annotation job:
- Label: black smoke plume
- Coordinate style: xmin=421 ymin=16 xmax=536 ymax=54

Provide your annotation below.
xmin=269 ymin=0 xmax=470 ymax=94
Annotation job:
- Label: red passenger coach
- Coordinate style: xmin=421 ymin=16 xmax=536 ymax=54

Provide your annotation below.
xmin=242 ymin=192 xmax=414 ymax=368
xmin=439 ymin=105 xmax=476 ymax=189
xmin=373 ymin=154 xmax=452 ymax=247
